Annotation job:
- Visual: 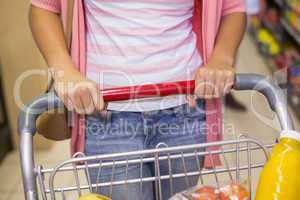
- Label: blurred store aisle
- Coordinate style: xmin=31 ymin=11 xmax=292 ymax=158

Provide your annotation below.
xmin=1 ymin=34 xmax=299 ymax=200
xmin=224 ymin=34 xmax=300 ymax=141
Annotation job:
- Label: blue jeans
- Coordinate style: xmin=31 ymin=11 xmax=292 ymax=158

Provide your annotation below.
xmin=85 ymin=100 xmax=206 ymax=200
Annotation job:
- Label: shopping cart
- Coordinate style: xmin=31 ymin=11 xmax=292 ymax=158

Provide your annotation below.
xmin=18 ymin=74 xmax=294 ymax=200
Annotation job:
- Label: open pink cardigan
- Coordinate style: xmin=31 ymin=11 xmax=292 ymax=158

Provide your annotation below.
xmin=31 ymin=0 xmax=245 ymax=168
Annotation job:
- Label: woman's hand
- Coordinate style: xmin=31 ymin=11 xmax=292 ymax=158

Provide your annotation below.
xmin=194 ymin=57 xmax=235 ymax=99
xmin=29 ymin=6 xmax=105 ymax=115
xmin=51 ymin=65 xmax=105 ymax=114
xmin=189 ymin=11 xmax=245 ymax=102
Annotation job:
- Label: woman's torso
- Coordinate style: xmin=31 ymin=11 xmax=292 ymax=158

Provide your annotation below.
xmin=84 ymin=0 xmax=202 ymax=111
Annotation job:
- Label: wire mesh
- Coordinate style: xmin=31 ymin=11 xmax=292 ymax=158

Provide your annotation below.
xmin=35 ymin=135 xmax=271 ymax=200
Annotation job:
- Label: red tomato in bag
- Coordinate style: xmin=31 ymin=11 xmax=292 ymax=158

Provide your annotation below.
xmin=192 ymin=186 xmax=220 ymax=200
xmin=219 ymin=183 xmax=250 ymax=200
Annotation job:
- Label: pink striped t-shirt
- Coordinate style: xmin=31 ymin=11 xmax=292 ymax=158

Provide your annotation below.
xmin=84 ymin=0 xmax=202 ymax=111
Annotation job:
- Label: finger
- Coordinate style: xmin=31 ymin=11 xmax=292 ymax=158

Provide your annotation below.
xmin=80 ymin=89 xmax=95 ymax=114
xmin=58 ymin=91 xmax=69 ymax=108
xmin=70 ymin=89 xmax=85 ymax=114
xmin=214 ymin=70 xmax=222 ymax=98
xmin=224 ymin=71 xmax=234 ymax=94
xmin=215 ymin=70 xmax=226 ymax=98
xmin=65 ymin=95 xmax=75 ymax=111
xmin=195 ymin=69 xmax=205 ymax=98
xmin=56 ymin=86 xmax=74 ymax=111
xmin=89 ymin=85 xmax=105 ymax=111
xmin=204 ymin=70 xmax=215 ymax=99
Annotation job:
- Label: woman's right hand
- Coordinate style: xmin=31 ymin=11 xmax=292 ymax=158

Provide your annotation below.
xmin=29 ymin=6 xmax=105 ymax=115
xmin=29 ymin=6 xmax=105 ymax=114
xmin=51 ymin=66 xmax=105 ymax=114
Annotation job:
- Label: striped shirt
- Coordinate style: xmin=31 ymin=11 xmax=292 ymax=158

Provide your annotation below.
xmin=84 ymin=0 xmax=202 ymax=111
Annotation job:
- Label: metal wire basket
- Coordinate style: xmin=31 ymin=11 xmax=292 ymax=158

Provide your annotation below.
xmin=36 ymin=135 xmax=272 ymax=200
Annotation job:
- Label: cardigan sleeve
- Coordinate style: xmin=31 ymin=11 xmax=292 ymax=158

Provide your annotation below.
xmin=31 ymin=0 xmax=61 ymax=13
xmin=222 ymin=0 xmax=246 ymax=16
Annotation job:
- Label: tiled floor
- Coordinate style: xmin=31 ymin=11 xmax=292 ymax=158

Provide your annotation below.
xmin=1 ymin=34 xmax=299 ymax=200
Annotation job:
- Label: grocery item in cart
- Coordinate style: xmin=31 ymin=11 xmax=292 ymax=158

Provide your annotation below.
xmin=78 ymin=193 xmax=111 ymax=200
xmin=219 ymin=183 xmax=250 ymax=200
xmin=169 ymin=185 xmax=219 ymax=200
xmin=169 ymin=183 xmax=249 ymax=200
xmin=192 ymin=186 xmax=219 ymax=200
xmin=255 ymin=130 xmax=300 ymax=200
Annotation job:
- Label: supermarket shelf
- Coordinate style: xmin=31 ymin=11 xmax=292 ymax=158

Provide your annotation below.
xmin=283 ymin=0 xmax=300 ymax=15
xmin=264 ymin=0 xmax=300 ymax=120
xmin=258 ymin=53 xmax=298 ymax=118
xmin=249 ymin=30 xmax=300 ymax=120
xmin=274 ymin=0 xmax=300 ymax=14
xmin=281 ymin=18 xmax=300 ymax=45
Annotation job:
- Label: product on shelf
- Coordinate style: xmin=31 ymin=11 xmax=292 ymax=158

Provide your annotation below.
xmin=275 ymin=48 xmax=299 ymax=69
xmin=289 ymin=84 xmax=300 ymax=113
xmin=262 ymin=7 xmax=284 ymax=42
xmin=249 ymin=16 xmax=261 ymax=31
xmin=257 ymin=28 xmax=281 ymax=56
xmin=278 ymin=47 xmax=300 ymax=114
xmin=283 ymin=6 xmax=300 ymax=33
xmin=289 ymin=62 xmax=300 ymax=85
xmin=250 ymin=0 xmax=300 ymax=119
xmin=286 ymin=0 xmax=300 ymax=15
xmin=266 ymin=7 xmax=281 ymax=27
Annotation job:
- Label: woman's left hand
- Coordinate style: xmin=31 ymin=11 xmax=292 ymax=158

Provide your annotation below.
xmin=194 ymin=57 xmax=235 ymax=99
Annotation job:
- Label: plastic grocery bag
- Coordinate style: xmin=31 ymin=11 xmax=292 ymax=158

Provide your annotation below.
xmin=169 ymin=185 xmax=219 ymax=200
xmin=169 ymin=183 xmax=250 ymax=200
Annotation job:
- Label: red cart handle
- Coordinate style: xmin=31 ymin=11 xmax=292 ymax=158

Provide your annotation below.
xmin=102 ymin=80 xmax=195 ymax=101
